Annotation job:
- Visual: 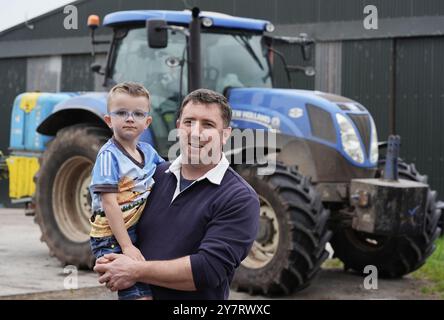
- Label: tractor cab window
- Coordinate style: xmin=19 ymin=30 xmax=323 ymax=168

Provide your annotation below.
xmin=201 ymin=32 xmax=272 ymax=92
xmin=111 ymin=28 xmax=187 ymax=155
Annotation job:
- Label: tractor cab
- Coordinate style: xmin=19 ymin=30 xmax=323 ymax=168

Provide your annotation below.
xmin=88 ymin=8 xmax=310 ymax=155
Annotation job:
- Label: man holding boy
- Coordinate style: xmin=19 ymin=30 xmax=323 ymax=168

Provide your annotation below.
xmin=95 ymin=88 xmax=260 ymax=300
xmin=89 ymin=82 xmax=164 ymax=300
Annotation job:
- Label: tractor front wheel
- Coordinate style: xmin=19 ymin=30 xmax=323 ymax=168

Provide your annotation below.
xmin=232 ymin=164 xmax=331 ymax=295
xmin=35 ymin=125 xmax=109 ymax=269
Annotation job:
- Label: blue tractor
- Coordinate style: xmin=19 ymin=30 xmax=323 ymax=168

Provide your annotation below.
xmin=7 ymin=8 xmax=441 ymax=295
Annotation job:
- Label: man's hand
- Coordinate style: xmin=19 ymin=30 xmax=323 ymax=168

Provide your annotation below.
xmin=93 ymin=253 xmax=140 ymax=291
xmin=122 ymin=244 xmax=145 ymax=261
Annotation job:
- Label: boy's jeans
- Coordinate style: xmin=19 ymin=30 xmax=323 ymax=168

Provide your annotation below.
xmin=90 ymin=225 xmax=152 ymax=300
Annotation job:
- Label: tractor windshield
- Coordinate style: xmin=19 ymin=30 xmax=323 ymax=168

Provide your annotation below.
xmin=111 ymin=27 xmax=187 ymax=155
xmin=111 ymin=27 xmax=186 ymax=108
xmin=109 ymin=27 xmax=272 ymax=154
xmin=110 ymin=28 xmax=272 ymax=98
xmin=201 ymin=31 xmax=272 ymax=92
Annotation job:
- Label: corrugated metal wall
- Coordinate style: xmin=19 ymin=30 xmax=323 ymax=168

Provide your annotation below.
xmin=273 ymin=41 xmax=315 ymax=90
xmin=0 ymin=58 xmax=26 ymax=207
xmin=341 ymin=36 xmax=444 ymax=197
xmin=341 ymin=39 xmax=392 ymax=139
xmin=27 ymin=56 xmax=61 ymax=92
xmin=315 ymin=42 xmax=342 ymax=94
xmin=61 ymin=54 xmax=94 ymax=91
xmin=395 ymin=37 xmax=444 ymax=196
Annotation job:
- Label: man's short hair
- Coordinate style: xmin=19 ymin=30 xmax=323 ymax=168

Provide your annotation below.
xmin=107 ymin=82 xmax=151 ymax=112
xmin=178 ymin=89 xmax=232 ymax=128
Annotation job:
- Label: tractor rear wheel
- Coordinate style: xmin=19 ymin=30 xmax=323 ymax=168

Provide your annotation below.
xmin=35 ymin=124 xmax=110 ymax=269
xmin=232 ymin=164 xmax=331 ymax=295
xmin=330 ymin=159 xmax=442 ymax=277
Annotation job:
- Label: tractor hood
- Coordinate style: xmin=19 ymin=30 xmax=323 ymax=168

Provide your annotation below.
xmin=227 ymin=87 xmax=377 ymax=167
xmin=228 ymin=87 xmax=370 ymax=135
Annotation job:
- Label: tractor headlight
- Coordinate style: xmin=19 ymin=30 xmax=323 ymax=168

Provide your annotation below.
xmin=336 ymin=113 xmax=364 ymax=164
xmin=369 ymin=116 xmax=378 ymax=163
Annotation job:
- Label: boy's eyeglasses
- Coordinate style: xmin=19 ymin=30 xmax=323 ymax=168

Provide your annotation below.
xmin=109 ymin=110 xmax=149 ymax=121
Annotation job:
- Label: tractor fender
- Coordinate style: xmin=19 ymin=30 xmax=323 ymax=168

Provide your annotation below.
xmin=37 ymin=92 xmax=108 ymax=136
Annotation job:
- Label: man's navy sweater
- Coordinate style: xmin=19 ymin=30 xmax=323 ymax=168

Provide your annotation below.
xmin=137 ymin=162 xmax=259 ymax=300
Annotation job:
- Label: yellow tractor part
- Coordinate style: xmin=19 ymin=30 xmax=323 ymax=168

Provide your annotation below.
xmin=19 ymin=92 xmax=41 ymax=113
xmin=6 ymin=156 xmax=39 ymax=199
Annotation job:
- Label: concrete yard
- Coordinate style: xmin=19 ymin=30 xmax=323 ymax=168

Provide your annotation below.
xmin=0 ymin=208 xmax=439 ymax=300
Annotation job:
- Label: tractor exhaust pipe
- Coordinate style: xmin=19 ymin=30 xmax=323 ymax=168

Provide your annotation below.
xmin=188 ymin=7 xmax=202 ymax=92
xmin=383 ymin=135 xmax=400 ymax=181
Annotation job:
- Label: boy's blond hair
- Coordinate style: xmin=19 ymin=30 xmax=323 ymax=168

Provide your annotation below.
xmin=107 ymin=82 xmax=151 ymax=112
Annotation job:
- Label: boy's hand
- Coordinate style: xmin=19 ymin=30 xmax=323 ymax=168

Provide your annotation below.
xmin=122 ymin=244 xmax=145 ymax=261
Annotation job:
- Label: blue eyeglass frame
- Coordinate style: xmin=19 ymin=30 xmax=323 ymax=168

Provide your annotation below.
xmin=109 ymin=110 xmax=150 ymax=120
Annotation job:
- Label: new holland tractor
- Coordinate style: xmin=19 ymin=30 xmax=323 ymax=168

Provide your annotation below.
xmin=6 ymin=8 xmax=442 ymax=295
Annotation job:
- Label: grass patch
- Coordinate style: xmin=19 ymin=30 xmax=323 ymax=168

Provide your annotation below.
xmin=412 ymin=237 xmax=444 ymax=299
xmin=322 ymin=258 xmax=344 ymax=269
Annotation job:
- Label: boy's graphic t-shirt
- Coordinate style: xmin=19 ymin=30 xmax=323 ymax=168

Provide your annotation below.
xmin=89 ymin=137 xmax=164 ymax=238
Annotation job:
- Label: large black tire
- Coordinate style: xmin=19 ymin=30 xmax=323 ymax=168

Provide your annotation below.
xmin=35 ymin=124 xmax=110 ymax=269
xmin=232 ymin=164 xmax=332 ymax=295
xmin=330 ymin=159 xmax=442 ymax=278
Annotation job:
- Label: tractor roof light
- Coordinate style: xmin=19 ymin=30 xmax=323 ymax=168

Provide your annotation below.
xmin=87 ymin=15 xmax=100 ymax=29
xmin=336 ymin=113 xmax=365 ymax=164
xmin=265 ymin=23 xmax=275 ymax=33
xmin=201 ymin=17 xmax=213 ymax=27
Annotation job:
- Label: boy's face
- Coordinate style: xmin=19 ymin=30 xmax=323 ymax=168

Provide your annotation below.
xmin=104 ymin=93 xmax=152 ymax=142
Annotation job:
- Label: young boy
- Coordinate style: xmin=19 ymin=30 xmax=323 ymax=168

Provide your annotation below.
xmin=89 ymin=82 xmax=164 ymax=300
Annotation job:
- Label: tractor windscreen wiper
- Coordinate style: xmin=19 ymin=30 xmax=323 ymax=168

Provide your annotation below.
xmin=233 ymin=34 xmax=264 ymax=71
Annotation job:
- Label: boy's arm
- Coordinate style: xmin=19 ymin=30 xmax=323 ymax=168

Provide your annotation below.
xmin=101 ymin=193 xmax=145 ymax=261
xmin=147 ymin=144 xmax=165 ymax=165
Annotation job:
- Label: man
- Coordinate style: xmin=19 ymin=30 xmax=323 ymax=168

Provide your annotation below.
xmin=94 ymin=88 xmax=260 ymax=299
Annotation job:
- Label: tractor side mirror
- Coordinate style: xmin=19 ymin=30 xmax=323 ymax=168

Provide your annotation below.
xmin=302 ymin=44 xmax=312 ymax=61
xmin=90 ymin=63 xmax=104 ymax=75
xmin=147 ymin=19 xmax=168 ymax=48
xmin=298 ymin=33 xmax=313 ymax=61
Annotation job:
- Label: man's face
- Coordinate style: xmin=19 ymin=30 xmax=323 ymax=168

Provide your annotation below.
xmin=177 ymin=102 xmax=232 ymax=166
xmin=104 ymin=93 xmax=152 ymax=142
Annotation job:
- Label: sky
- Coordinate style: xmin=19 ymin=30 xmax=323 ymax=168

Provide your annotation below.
xmin=0 ymin=0 xmax=74 ymax=32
